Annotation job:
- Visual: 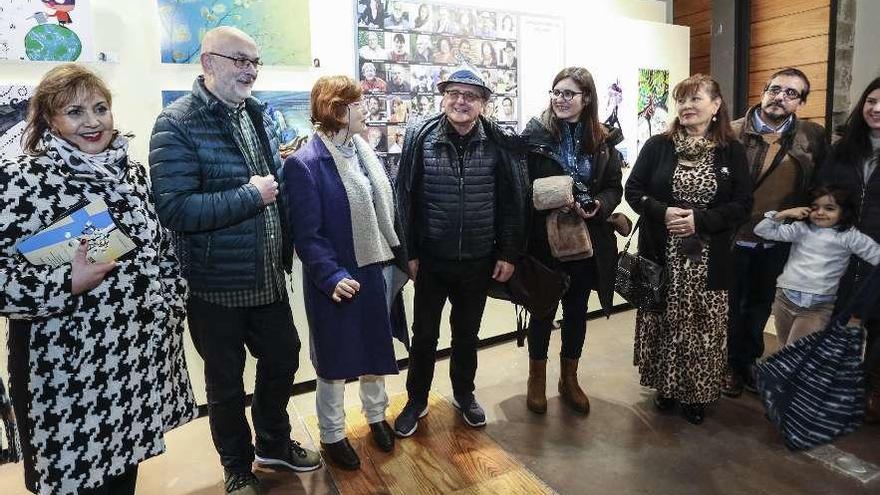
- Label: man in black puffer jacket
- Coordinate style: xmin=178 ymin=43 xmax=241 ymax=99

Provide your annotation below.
xmin=393 ymin=67 xmax=527 ymax=437
xmin=148 ymin=27 xmax=320 ymax=495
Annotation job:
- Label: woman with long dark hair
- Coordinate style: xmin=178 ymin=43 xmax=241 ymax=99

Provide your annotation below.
xmin=625 ymin=74 xmax=752 ymax=425
xmin=520 ymin=67 xmax=624 ymax=415
xmin=819 ymin=76 xmax=880 ymax=420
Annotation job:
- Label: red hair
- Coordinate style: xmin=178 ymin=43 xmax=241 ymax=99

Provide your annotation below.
xmin=310 ymin=75 xmax=362 ymax=134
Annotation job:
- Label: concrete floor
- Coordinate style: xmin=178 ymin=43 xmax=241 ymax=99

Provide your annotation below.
xmin=2 ymin=309 xmax=878 ymax=494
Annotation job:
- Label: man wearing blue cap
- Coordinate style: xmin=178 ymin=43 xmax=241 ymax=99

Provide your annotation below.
xmin=393 ymin=66 xmax=527 ymax=436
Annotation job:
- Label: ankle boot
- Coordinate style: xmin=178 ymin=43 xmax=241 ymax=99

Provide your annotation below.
xmin=558 ymin=357 xmax=590 ymax=414
xmin=526 ymin=359 xmax=547 ymax=413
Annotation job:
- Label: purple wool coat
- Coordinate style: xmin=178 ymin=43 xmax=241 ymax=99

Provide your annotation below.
xmin=283 ymin=135 xmax=399 ymax=380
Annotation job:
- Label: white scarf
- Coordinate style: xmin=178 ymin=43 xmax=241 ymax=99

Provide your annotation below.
xmin=317 ymin=132 xmax=400 ymax=267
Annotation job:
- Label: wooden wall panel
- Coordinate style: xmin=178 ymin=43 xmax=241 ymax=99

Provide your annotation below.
xmin=748 ymin=1 xmax=831 ymax=125
xmin=674 ymin=0 xmax=711 ymax=76
xmin=751 ymin=7 xmax=830 ymax=48
xmin=752 ymin=0 xmax=829 ymax=22
xmin=749 ymin=35 xmax=829 ymax=72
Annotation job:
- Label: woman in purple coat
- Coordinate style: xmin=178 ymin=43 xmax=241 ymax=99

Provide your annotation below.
xmin=283 ymin=75 xmax=407 ymax=471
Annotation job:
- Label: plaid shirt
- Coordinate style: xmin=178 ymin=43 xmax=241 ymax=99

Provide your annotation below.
xmin=192 ymin=106 xmax=287 ymax=307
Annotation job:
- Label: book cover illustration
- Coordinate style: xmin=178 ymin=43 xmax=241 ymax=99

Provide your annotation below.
xmin=17 ymin=199 xmax=136 ymax=267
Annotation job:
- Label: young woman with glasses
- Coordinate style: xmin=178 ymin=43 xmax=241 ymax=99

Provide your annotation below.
xmin=519 ymin=67 xmax=624 ymax=415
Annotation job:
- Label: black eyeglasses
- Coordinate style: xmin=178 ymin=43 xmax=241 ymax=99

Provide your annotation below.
xmin=444 ymin=89 xmax=482 ymax=103
xmin=764 ymin=85 xmax=802 ymax=101
xmin=207 ymin=52 xmax=263 ymax=70
xmin=549 ymin=89 xmax=583 ymax=101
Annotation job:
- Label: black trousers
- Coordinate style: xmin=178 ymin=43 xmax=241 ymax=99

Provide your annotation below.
xmin=187 ymin=294 xmax=301 ymax=473
xmin=406 ymin=257 xmax=493 ymax=405
xmin=727 ymin=243 xmax=790 ymax=375
xmin=528 ymin=258 xmax=596 ymax=360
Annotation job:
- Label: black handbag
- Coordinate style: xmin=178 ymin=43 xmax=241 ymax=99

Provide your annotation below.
xmin=614 ymin=218 xmax=666 ymax=312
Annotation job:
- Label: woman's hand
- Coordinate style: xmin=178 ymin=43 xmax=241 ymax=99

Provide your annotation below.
xmin=71 ymin=239 xmax=116 ymax=295
xmin=573 ymin=199 xmax=602 ymax=219
xmin=664 ymin=206 xmax=690 ymax=224
xmin=666 ymin=209 xmax=695 ymax=237
xmin=332 ymin=277 xmax=361 ymax=302
xmin=773 ymin=207 xmax=811 ymax=221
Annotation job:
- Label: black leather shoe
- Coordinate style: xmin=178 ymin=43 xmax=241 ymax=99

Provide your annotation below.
xmin=369 ymin=420 xmax=395 ymax=452
xmin=681 ymin=404 xmax=705 ymax=425
xmin=321 ymin=438 xmax=360 ymax=470
xmin=653 ymin=394 xmax=676 ymax=412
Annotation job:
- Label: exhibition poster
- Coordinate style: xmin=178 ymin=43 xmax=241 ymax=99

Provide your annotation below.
xmin=162 ymin=89 xmax=311 ymax=147
xmin=636 ymin=67 xmax=669 ymax=156
xmin=0 ymin=85 xmax=34 ymax=158
xmin=158 ymin=0 xmax=311 ymax=66
xmin=0 ymin=0 xmax=95 ymax=62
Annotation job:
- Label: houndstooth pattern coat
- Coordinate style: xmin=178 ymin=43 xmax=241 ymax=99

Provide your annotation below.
xmin=0 ymin=144 xmax=198 ymax=494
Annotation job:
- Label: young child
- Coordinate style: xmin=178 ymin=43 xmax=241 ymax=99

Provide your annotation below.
xmin=755 ymin=186 xmax=880 ymax=347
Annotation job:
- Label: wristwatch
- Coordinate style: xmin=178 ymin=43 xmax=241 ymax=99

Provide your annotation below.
xmin=764 ymin=210 xmax=778 ymax=219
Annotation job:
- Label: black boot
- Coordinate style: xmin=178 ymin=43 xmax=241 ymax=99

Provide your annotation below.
xmin=653 ymin=393 xmax=676 ymax=412
xmin=681 ymin=403 xmax=705 ymax=425
xmin=369 ymin=420 xmax=395 ymax=452
xmin=321 ymin=438 xmax=360 ymax=470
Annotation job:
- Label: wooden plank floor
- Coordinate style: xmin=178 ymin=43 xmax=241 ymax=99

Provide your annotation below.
xmin=304 ymin=392 xmax=555 ymax=495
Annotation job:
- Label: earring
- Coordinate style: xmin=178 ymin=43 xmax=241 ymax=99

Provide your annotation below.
xmin=712 ymin=114 xmax=717 ymax=122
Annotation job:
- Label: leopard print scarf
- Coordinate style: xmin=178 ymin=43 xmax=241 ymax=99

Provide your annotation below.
xmin=672 ymin=131 xmax=715 ymax=169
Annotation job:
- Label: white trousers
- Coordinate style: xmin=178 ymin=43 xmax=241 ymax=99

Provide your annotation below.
xmin=316 ymin=375 xmax=388 ymax=443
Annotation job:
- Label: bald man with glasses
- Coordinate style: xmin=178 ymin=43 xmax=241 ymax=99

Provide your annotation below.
xmin=149 ymin=26 xmax=320 ymax=495
xmin=724 ymin=67 xmax=829 ymax=398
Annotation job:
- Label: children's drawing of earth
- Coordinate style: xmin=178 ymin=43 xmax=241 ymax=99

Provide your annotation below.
xmin=24 ymin=24 xmax=82 ymax=61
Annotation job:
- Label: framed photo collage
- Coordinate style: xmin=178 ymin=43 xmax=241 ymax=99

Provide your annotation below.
xmin=355 ymin=0 xmax=520 ymax=177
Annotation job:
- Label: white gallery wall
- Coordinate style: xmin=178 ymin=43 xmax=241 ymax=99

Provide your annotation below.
xmin=0 ymin=0 xmax=687 ymax=402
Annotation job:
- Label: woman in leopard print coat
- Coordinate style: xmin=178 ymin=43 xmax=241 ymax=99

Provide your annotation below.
xmin=0 ymin=65 xmax=197 ymax=494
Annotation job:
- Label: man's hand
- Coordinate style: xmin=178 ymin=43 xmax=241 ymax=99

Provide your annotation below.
xmin=493 ymin=260 xmax=515 ymax=283
xmin=332 ymin=278 xmax=360 ymax=303
xmin=408 ymin=259 xmax=419 ymax=281
xmin=250 ymin=174 xmax=279 ymax=205
xmin=71 ymin=239 xmax=116 ymax=296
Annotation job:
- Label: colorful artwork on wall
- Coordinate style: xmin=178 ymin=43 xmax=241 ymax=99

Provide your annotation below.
xmin=636 ymin=68 xmax=669 ymax=156
xmin=0 ymin=0 xmax=95 ymax=62
xmin=157 ymin=0 xmax=311 ymax=66
xmin=0 ymin=85 xmax=34 ymax=158
xmin=162 ymin=89 xmax=311 ymax=147
xmin=354 ymin=0 xmax=520 ymax=177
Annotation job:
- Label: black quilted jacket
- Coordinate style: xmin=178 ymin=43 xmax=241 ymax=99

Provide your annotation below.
xmin=148 ymin=76 xmax=292 ymax=291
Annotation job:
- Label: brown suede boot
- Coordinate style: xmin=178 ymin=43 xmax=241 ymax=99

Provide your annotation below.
xmin=526 ymin=359 xmax=547 ymax=414
xmin=559 ymin=357 xmax=590 ymax=414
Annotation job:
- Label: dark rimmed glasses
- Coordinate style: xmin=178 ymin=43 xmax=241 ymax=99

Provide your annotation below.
xmin=207 ymin=52 xmax=264 ymax=70
xmin=764 ymin=85 xmax=802 ymax=101
xmin=549 ymin=89 xmax=583 ymax=101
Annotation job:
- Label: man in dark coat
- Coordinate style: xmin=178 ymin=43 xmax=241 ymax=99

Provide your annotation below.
xmin=724 ymin=67 xmax=828 ymax=398
xmin=393 ymin=66 xmax=527 ymax=436
xmin=148 ymin=26 xmax=320 ymax=495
